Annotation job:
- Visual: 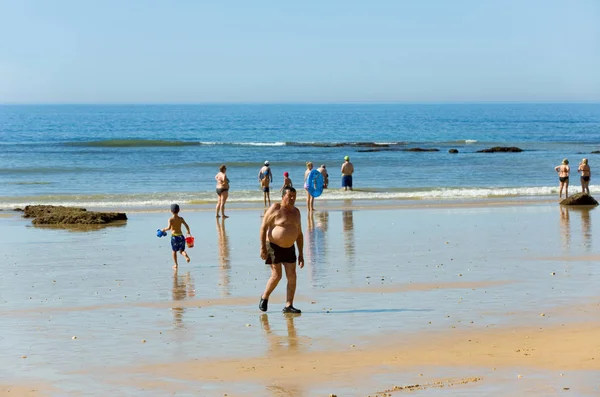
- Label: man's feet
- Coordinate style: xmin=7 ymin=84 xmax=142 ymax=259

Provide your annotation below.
xmin=282 ymin=305 xmax=301 ymax=314
xmin=259 ymin=296 xmax=268 ymax=312
xmin=222 ymin=215 xmax=229 ymax=218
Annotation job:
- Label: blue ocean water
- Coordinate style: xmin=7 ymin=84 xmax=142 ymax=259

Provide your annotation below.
xmin=1 ymin=103 xmax=599 ymax=209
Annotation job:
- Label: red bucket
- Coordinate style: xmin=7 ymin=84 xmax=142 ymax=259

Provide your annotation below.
xmin=185 ymin=236 xmax=195 ymax=248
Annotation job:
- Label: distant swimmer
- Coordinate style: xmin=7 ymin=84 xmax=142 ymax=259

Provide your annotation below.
xmin=578 ymin=158 xmax=591 ymax=195
xmin=161 ymin=204 xmax=192 ymax=269
xmin=215 ymin=164 xmax=229 ymax=218
xmin=259 ymin=186 xmax=304 ymax=314
xmin=555 ymin=158 xmax=570 ymax=199
xmin=317 ymin=164 xmax=328 ymax=189
xmin=341 ymin=155 xmax=354 ymax=191
xmin=304 ymin=162 xmax=315 ymax=212
xmin=259 ymin=161 xmax=273 ymax=207
xmin=280 ymin=171 xmax=293 ymax=192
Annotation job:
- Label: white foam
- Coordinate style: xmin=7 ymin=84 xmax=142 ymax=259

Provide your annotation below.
xmin=0 ymin=185 xmax=580 ymax=210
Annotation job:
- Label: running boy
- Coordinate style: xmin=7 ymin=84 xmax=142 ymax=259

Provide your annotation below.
xmin=162 ymin=204 xmax=192 ymax=268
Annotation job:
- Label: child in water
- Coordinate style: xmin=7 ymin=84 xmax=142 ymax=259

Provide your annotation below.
xmin=161 ymin=204 xmax=192 ymax=268
xmin=280 ymin=171 xmax=293 ymax=192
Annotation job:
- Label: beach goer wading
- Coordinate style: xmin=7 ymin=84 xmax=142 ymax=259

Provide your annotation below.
xmin=215 ymin=164 xmax=229 ymax=218
xmin=259 ymin=186 xmax=304 ymax=313
xmin=317 ymin=164 xmax=328 ymax=189
xmin=341 ymin=155 xmax=354 ymax=191
xmin=555 ymin=158 xmax=570 ymax=199
xmin=304 ymin=162 xmax=315 ymax=212
xmin=578 ymin=158 xmax=591 ymax=195
xmin=280 ymin=171 xmax=293 ymax=192
xmin=259 ymin=161 xmax=273 ymax=207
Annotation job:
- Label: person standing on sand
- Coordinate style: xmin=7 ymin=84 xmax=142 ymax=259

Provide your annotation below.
xmin=259 ymin=186 xmax=304 ymax=314
xmin=215 ymin=164 xmax=229 ymax=218
xmin=161 ymin=204 xmax=192 ymax=269
xmin=304 ymin=162 xmax=315 ymax=212
xmin=341 ymin=155 xmax=354 ymax=191
xmin=317 ymin=164 xmax=328 ymax=189
xmin=555 ymin=158 xmax=570 ymax=199
xmin=259 ymin=161 xmax=273 ymax=207
xmin=578 ymin=158 xmax=591 ymax=195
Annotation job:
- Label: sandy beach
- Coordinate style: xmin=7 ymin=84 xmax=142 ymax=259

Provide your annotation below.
xmin=1 ymin=199 xmax=599 ymax=396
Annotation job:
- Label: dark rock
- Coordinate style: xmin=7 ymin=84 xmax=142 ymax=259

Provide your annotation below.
xmin=449 ymin=149 xmax=459 ymax=154
xmin=476 ymin=146 xmax=523 ymax=153
xmin=560 ymin=193 xmax=599 ymax=206
xmin=591 ymin=151 xmax=600 ymax=154
xmin=23 ymin=205 xmax=127 ymax=225
xmin=401 ymin=148 xmax=440 ymax=152
xmin=13 ymin=208 xmax=23 ymax=212
xmin=356 ymin=148 xmax=403 ymax=153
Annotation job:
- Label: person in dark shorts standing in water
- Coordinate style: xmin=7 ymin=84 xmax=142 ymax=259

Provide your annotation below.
xmin=259 ymin=186 xmax=304 ymax=313
xmin=215 ymin=164 xmax=229 ymax=218
xmin=555 ymin=158 xmax=570 ymax=199
xmin=341 ymin=155 xmax=354 ymax=191
xmin=259 ymin=161 xmax=273 ymax=207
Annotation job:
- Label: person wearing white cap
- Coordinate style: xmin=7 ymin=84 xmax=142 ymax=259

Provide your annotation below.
xmin=341 ymin=156 xmax=354 ymax=191
xmin=258 ymin=161 xmax=273 ymax=207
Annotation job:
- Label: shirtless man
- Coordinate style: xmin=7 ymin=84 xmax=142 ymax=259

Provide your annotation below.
xmin=555 ymin=158 xmax=570 ymax=199
xmin=258 ymin=161 xmax=273 ymax=207
xmin=341 ymin=156 xmax=354 ymax=191
xmin=259 ymin=186 xmax=304 ymax=313
xmin=578 ymin=158 xmax=591 ymax=195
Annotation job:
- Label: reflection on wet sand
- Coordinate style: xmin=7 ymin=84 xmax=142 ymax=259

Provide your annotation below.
xmin=342 ymin=210 xmax=355 ymax=263
xmin=578 ymin=207 xmax=592 ymax=250
xmin=171 ymin=269 xmax=196 ymax=328
xmin=260 ymin=313 xmax=305 ymax=397
xmin=308 ymin=211 xmax=329 ymax=283
xmin=306 ymin=213 xmax=317 ymax=282
xmin=216 ymin=218 xmax=231 ymax=296
xmin=559 ymin=206 xmax=571 ymax=251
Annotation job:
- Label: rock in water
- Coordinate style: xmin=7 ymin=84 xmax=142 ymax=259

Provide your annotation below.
xmin=449 ymin=149 xmax=459 ymax=153
xmin=560 ymin=193 xmax=599 ymax=206
xmin=22 ymin=205 xmax=127 ymax=225
xmin=476 ymin=146 xmax=523 ymax=153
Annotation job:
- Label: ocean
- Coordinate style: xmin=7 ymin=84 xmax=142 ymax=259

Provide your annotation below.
xmin=1 ymin=103 xmax=599 ymax=209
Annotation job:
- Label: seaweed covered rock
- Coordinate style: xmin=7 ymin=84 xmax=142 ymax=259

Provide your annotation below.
xmin=449 ymin=149 xmax=459 ymax=153
xmin=402 ymin=148 xmax=440 ymax=152
xmin=477 ymin=146 xmax=523 ymax=153
xmin=560 ymin=193 xmax=599 ymax=206
xmin=22 ymin=205 xmax=127 ymax=225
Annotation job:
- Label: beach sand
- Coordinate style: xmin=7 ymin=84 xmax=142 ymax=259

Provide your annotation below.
xmin=1 ymin=200 xmax=599 ymax=396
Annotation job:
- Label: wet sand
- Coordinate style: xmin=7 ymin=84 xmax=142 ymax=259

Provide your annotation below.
xmin=1 ymin=201 xmax=599 ymax=396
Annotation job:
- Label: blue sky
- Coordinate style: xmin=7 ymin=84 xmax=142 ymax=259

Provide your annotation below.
xmin=0 ymin=0 xmax=598 ymax=103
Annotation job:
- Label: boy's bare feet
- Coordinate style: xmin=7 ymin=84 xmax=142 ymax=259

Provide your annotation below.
xmin=183 ymin=252 xmax=191 ymax=263
xmin=172 ymin=264 xmax=178 ymax=269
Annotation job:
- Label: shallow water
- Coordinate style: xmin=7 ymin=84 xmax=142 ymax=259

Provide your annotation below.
xmin=1 ymin=203 xmax=599 ymax=395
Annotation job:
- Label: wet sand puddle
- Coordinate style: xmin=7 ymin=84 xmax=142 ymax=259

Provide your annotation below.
xmin=1 ymin=203 xmax=599 ymax=396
